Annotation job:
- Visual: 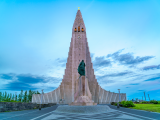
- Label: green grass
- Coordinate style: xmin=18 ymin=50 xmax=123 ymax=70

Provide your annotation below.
xmin=128 ymin=104 xmax=160 ymax=113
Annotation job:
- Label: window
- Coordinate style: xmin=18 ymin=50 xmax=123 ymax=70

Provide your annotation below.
xmin=74 ymin=28 xmax=77 ymax=32
xmin=81 ymin=28 xmax=84 ymax=32
xmin=78 ymin=26 xmax=80 ymax=32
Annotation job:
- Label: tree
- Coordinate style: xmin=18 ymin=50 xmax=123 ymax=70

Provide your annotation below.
xmin=28 ymin=89 xmax=32 ymax=103
xmin=20 ymin=90 xmax=23 ymax=102
xmin=18 ymin=94 xmax=21 ymax=102
xmin=15 ymin=94 xmax=17 ymax=101
xmin=12 ymin=94 xmax=15 ymax=101
xmin=23 ymin=90 xmax=27 ymax=102
xmin=4 ymin=91 xmax=7 ymax=101
xmin=9 ymin=93 xmax=12 ymax=101
xmin=36 ymin=91 xmax=40 ymax=94
xmin=0 ymin=92 xmax=2 ymax=102
xmin=6 ymin=93 xmax=10 ymax=102
xmin=2 ymin=92 xmax=4 ymax=101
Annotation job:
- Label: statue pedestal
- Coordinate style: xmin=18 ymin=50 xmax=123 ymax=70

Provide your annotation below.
xmin=69 ymin=76 xmax=97 ymax=106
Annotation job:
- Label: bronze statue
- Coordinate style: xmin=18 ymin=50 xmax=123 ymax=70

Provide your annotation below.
xmin=78 ymin=60 xmax=85 ymax=76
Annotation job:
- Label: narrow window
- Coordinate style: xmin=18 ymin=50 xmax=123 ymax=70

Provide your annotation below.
xmin=81 ymin=28 xmax=84 ymax=32
xmin=74 ymin=28 xmax=77 ymax=32
xmin=79 ymin=54 xmax=80 ymax=56
xmin=78 ymin=26 xmax=80 ymax=32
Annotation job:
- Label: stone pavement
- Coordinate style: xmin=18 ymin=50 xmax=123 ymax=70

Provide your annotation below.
xmin=32 ymin=105 xmax=160 ymax=120
xmin=54 ymin=105 xmax=111 ymax=114
xmin=0 ymin=104 xmax=160 ymax=120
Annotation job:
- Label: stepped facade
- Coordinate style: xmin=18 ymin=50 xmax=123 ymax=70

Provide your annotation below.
xmin=32 ymin=9 xmax=127 ymax=104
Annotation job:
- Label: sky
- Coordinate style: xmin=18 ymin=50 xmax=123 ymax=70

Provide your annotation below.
xmin=0 ymin=0 xmax=160 ymax=101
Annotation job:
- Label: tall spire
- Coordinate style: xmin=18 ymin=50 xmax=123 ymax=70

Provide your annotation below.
xmin=72 ymin=10 xmax=86 ymax=33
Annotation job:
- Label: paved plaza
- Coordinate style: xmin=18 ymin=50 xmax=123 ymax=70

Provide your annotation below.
xmin=1 ymin=105 xmax=160 ymax=120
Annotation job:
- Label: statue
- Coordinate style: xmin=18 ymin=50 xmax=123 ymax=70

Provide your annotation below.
xmin=78 ymin=60 xmax=85 ymax=76
xmin=70 ymin=59 xmax=97 ymax=106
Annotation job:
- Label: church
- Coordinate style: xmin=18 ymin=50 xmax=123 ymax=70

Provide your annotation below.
xmin=32 ymin=9 xmax=127 ymax=104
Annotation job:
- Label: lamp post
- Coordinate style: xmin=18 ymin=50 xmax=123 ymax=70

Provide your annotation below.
xmin=117 ymin=89 xmax=121 ymax=108
xmin=39 ymin=89 xmax=44 ymax=110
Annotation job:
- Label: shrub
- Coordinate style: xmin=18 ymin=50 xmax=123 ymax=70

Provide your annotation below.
xmin=141 ymin=101 xmax=150 ymax=104
xmin=150 ymin=100 xmax=158 ymax=104
xmin=111 ymin=102 xmax=116 ymax=105
xmin=120 ymin=100 xmax=135 ymax=107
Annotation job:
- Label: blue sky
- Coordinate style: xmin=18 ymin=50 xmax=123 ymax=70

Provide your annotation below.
xmin=0 ymin=0 xmax=160 ymax=101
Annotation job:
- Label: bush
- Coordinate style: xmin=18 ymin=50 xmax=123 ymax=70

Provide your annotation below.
xmin=150 ymin=100 xmax=158 ymax=104
xmin=119 ymin=100 xmax=135 ymax=107
xmin=141 ymin=101 xmax=150 ymax=104
xmin=111 ymin=102 xmax=116 ymax=105
xmin=111 ymin=101 xmax=135 ymax=107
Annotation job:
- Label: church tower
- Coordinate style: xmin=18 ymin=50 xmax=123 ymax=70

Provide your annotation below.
xmin=60 ymin=9 xmax=99 ymax=103
xmin=32 ymin=9 xmax=127 ymax=104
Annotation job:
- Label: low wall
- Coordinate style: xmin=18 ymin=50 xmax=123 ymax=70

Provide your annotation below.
xmin=0 ymin=102 xmax=56 ymax=112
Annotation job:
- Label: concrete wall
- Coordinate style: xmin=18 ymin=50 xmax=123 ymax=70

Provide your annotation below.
xmin=32 ymin=86 xmax=127 ymax=104
xmin=0 ymin=102 xmax=56 ymax=112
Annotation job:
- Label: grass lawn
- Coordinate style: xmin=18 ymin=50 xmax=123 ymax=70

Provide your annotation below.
xmin=128 ymin=104 xmax=160 ymax=113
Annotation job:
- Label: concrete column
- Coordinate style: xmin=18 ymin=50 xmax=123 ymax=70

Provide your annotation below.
xmin=111 ymin=93 xmax=115 ymax=102
xmin=109 ymin=92 xmax=113 ymax=104
xmin=51 ymin=92 xmax=53 ymax=103
xmin=101 ymin=89 xmax=104 ymax=103
xmin=42 ymin=94 xmax=45 ymax=104
xmin=116 ymin=93 xmax=119 ymax=102
xmin=105 ymin=91 xmax=109 ymax=103
xmin=47 ymin=93 xmax=49 ymax=103
xmin=114 ymin=93 xmax=117 ymax=102
xmin=52 ymin=91 xmax=54 ymax=103
xmin=55 ymin=90 xmax=57 ymax=103
xmin=34 ymin=94 xmax=37 ymax=103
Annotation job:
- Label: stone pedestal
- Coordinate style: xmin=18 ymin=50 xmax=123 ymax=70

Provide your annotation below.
xmin=69 ymin=76 xmax=97 ymax=106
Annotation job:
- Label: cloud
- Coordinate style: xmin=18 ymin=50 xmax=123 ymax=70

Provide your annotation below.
xmin=56 ymin=58 xmax=67 ymax=67
xmin=0 ymin=73 xmax=14 ymax=80
xmin=138 ymin=90 xmax=144 ymax=91
xmin=97 ymin=71 xmax=132 ymax=80
xmin=93 ymin=56 xmax=112 ymax=70
xmin=90 ymin=53 xmax=94 ymax=59
xmin=107 ymin=49 xmax=154 ymax=67
xmin=142 ymin=64 xmax=160 ymax=70
xmin=0 ymin=73 xmax=62 ymax=91
xmin=144 ymin=76 xmax=160 ymax=81
xmin=129 ymin=83 xmax=139 ymax=85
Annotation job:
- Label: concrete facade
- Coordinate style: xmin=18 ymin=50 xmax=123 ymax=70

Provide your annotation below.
xmin=32 ymin=10 xmax=127 ymax=104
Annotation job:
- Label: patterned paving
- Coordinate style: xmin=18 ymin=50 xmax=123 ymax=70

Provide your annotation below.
xmin=41 ymin=109 xmax=150 ymax=120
